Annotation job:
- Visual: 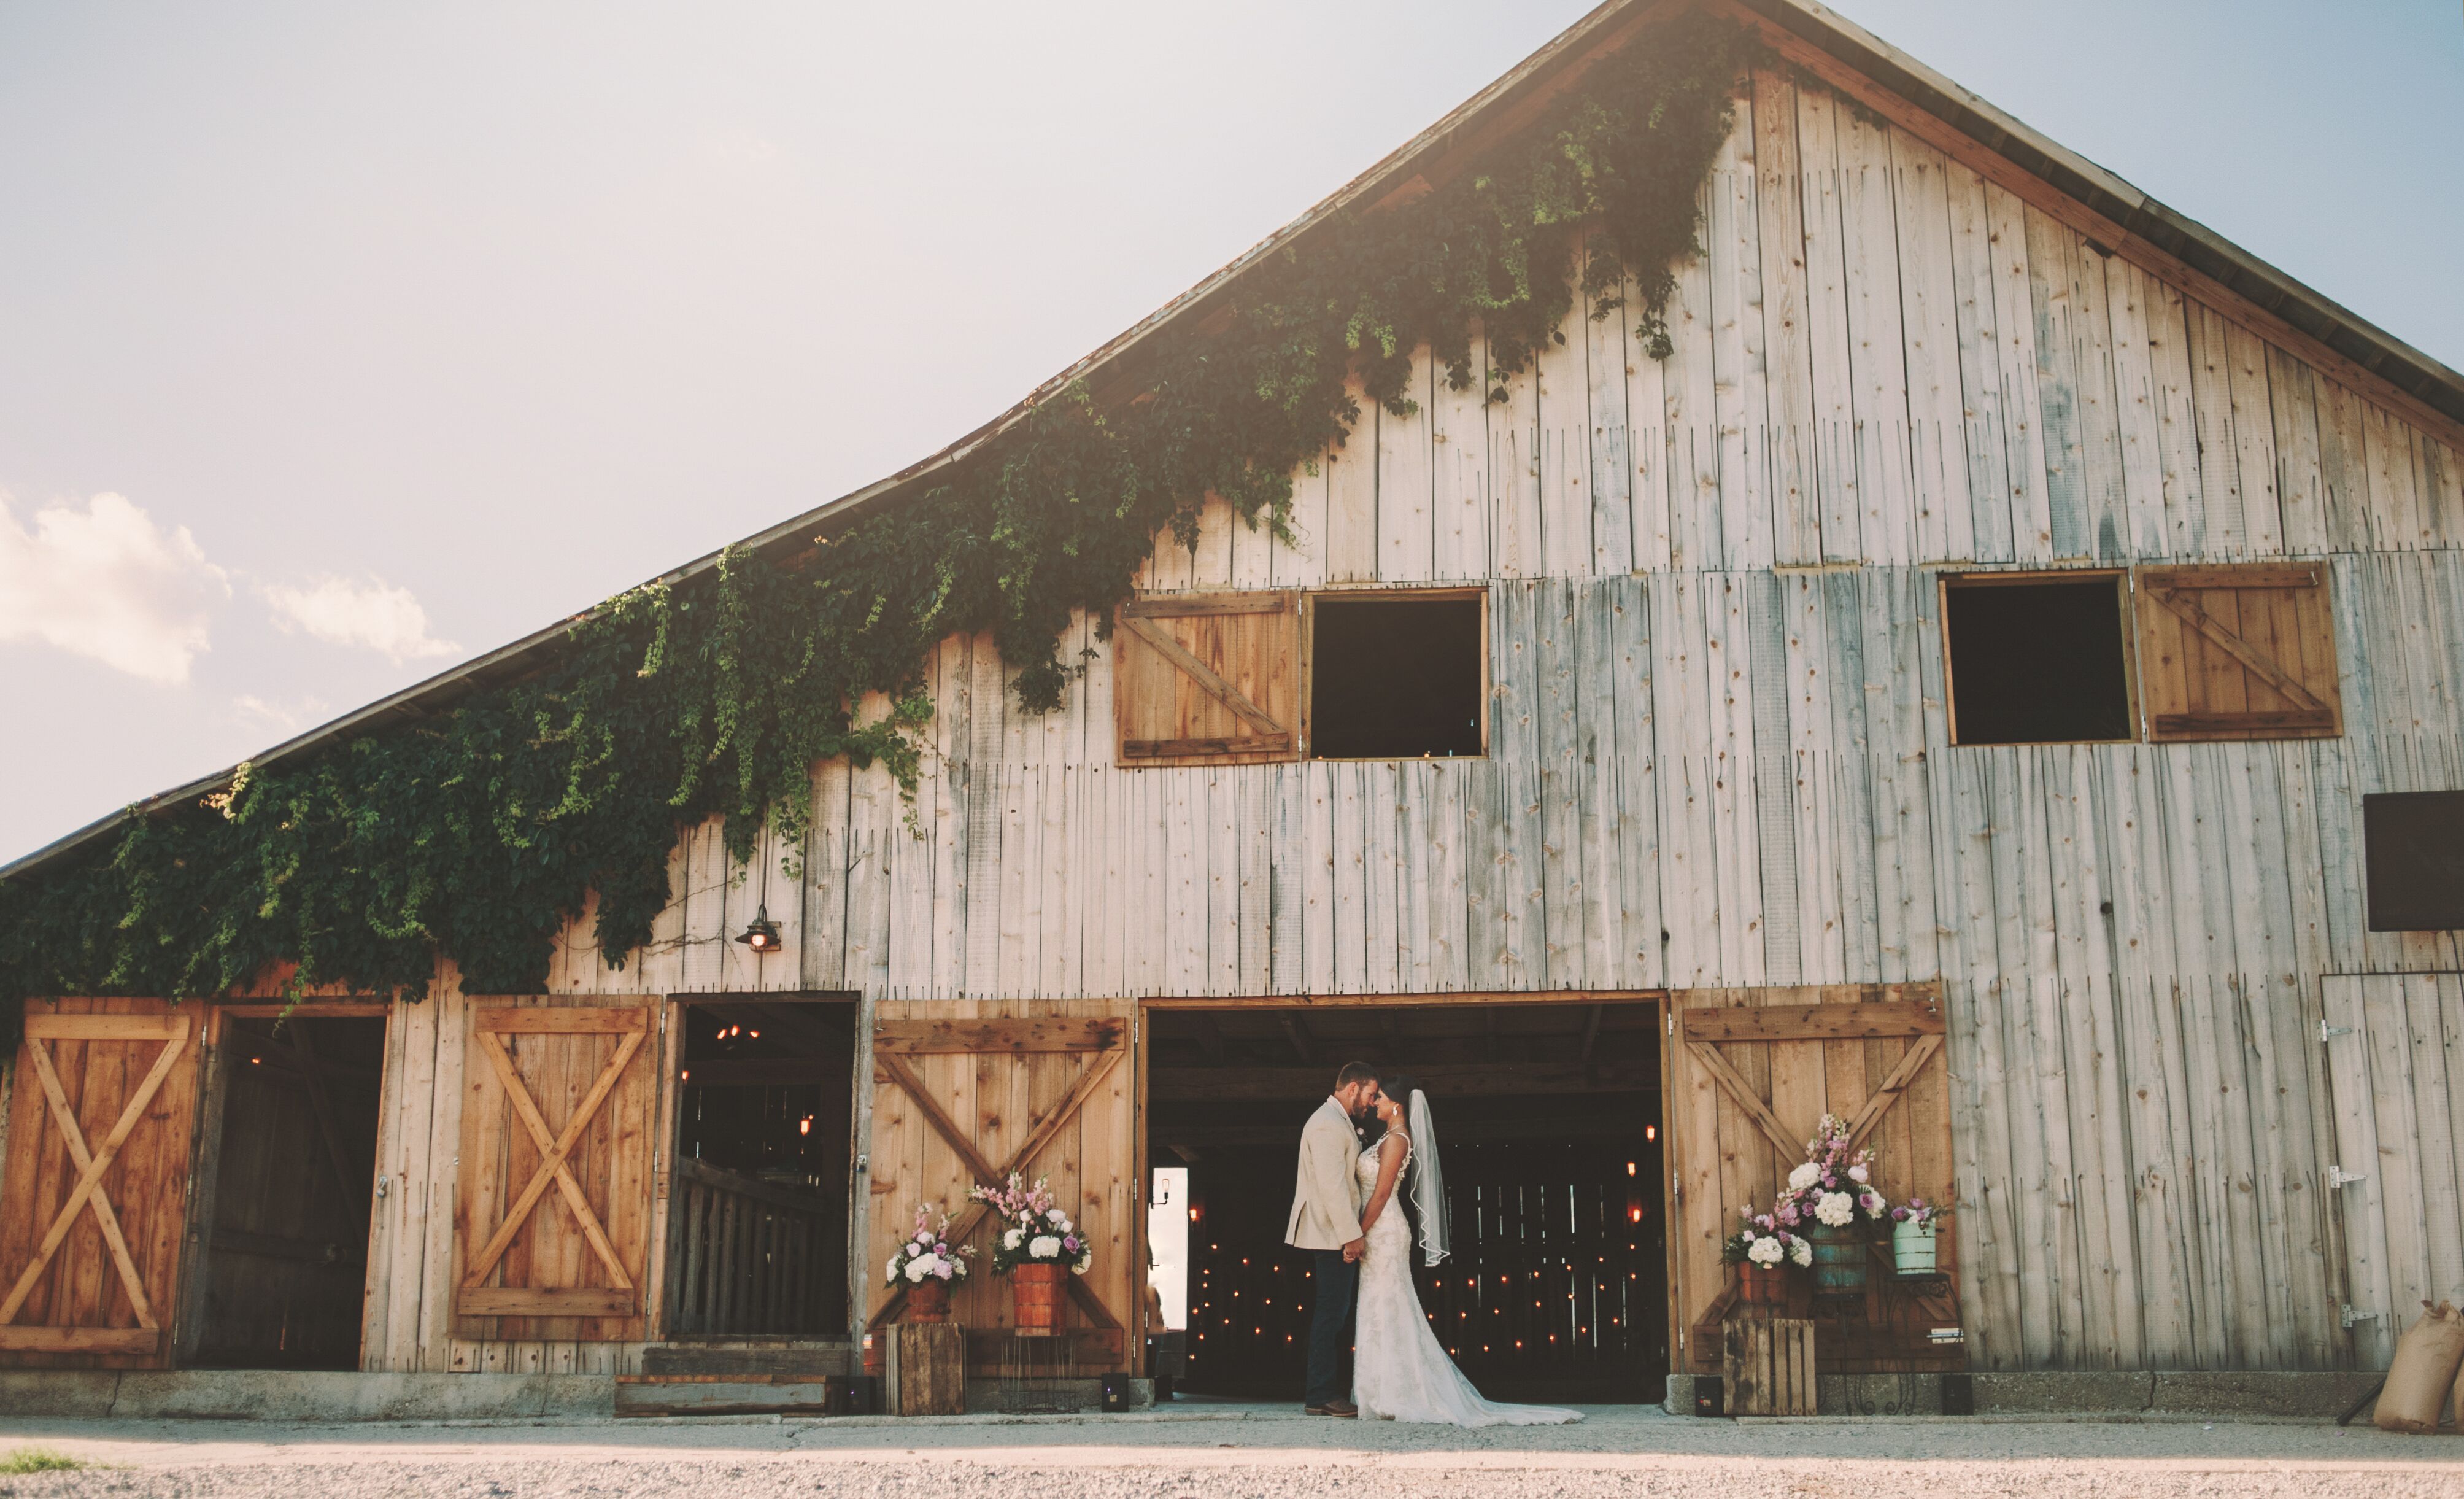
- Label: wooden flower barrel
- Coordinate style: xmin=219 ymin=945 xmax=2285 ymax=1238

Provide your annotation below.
xmin=905 ymin=1276 xmax=952 ymax=1322
xmin=1012 ymin=1262 xmax=1065 ymax=1335
xmin=1739 ymin=1264 xmax=1787 ymax=1305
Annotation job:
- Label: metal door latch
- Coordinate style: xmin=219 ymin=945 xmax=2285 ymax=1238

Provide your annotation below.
xmin=376 ymin=1174 xmax=390 ymax=1199
xmin=2320 ymin=1020 xmax=2354 ymax=1041
xmin=2328 ymin=1165 xmax=2368 ymax=1188
xmin=2341 ymin=1305 xmax=2381 ymax=1329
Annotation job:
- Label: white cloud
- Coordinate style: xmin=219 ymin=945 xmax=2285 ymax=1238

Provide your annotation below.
xmin=261 ymin=575 xmax=460 ymax=664
xmin=233 ymin=692 xmax=331 ymax=736
xmin=0 ymin=490 xmax=230 ymax=683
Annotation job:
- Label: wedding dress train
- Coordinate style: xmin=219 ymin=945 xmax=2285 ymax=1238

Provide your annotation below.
xmin=1350 ymin=1141 xmax=1583 ymax=1426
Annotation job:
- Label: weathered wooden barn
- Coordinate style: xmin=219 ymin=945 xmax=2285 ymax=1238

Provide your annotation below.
xmin=5 ymin=0 xmax=2463 ymax=1416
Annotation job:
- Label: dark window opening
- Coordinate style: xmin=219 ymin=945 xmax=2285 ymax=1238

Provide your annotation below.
xmin=2363 ymin=791 xmax=2464 ymax=931
xmin=1944 ymin=576 xmax=2133 ymax=745
xmin=1309 ymin=595 xmax=1484 ymax=759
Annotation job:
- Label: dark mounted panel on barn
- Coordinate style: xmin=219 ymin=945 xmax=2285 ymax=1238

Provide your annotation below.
xmin=2362 ymin=791 xmax=2464 ymax=931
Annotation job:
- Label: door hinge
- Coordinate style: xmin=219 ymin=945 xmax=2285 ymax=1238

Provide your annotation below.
xmin=1666 ymin=1010 xmax=1674 ymax=1037
xmin=1672 ymin=1171 xmax=1682 ymax=1204
xmin=2320 ymin=1020 xmax=2353 ymax=1041
xmin=2328 ymin=1164 xmax=2368 ymax=1188
xmin=2341 ymin=1304 xmax=2381 ymax=1330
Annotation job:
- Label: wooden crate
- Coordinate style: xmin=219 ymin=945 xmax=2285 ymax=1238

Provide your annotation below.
xmin=887 ymin=1322 xmax=966 ymax=1416
xmin=1723 ymin=1315 xmax=1815 ymax=1416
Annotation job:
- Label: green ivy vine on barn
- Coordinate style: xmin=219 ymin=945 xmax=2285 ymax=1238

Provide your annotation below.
xmin=0 ymin=12 xmax=1768 ymax=1044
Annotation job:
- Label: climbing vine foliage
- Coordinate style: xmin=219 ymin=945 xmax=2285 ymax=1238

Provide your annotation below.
xmin=0 ymin=14 xmax=1766 ymax=1044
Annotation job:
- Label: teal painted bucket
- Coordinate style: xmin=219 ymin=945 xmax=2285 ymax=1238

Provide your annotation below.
xmin=1807 ymin=1225 xmax=1868 ymax=1294
xmin=1893 ymin=1218 xmax=1938 ymax=1274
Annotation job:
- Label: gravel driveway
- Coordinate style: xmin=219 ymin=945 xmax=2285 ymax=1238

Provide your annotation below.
xmin=5 ymin=1407 xmax=2462 ymax=1499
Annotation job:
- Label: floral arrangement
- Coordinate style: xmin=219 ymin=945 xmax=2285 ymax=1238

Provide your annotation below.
xmin=884 ymin=1204 xmax=976 ymax=1287
xmin=1721 ymin=1209 xmax=1813 ymax=1269
xmin=968 ymin=1172 xmax=1092 ymax=1275
xmin=1776 ymin=1114 xmax=1893 ymax=1236
xmin=1890 ymin=1196 xmax=1948 ymax=1229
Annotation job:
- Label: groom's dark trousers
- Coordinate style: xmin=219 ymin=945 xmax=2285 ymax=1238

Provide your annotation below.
xmin=1305 ymin=1249 xmax=1358 ymax=1407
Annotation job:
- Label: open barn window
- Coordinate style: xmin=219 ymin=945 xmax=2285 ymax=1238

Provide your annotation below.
xmin=2363 ymin=792 xmax=2464 ymax=931
xmin=1942 ymin=571 xmax=2134 ymax=745
xmin=1306 ymin=591 xmax=1486 ymax=759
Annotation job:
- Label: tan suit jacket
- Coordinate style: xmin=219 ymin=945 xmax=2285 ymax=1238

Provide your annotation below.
xmin=1284 ymin=1096 xmax=1365 ymax=1252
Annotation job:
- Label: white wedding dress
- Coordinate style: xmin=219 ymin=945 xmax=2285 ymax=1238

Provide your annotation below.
xmin=1351 ymin=1139 xmax=1582 ymax=1426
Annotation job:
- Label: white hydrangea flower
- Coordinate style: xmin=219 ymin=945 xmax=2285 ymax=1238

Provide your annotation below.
xmin=1847 ymin=1163 xmax=1869 ymax=1184
xmin=1788 ymin=1238 xmax=1813 ymax=1268
xmin=1745 ymin=1235 xmax=1784 ymax=1266
xmin=1003 ymin=1229 xmax=1025 ymax=1250
xmin=905 ymin=1253 xmax=942 ymax=1283
xmin=1815 ymin=1191 xmax=1855 ymax=1227
xmin=887 ymin=1256 xmax=901 ymax=1280
xmin=1787 ymin=1163 xmax=1820 ymax=1192
xmin=1029 ymin=1234 xmax=1063 ymax=1259
xmin=1047 ymin=1208 xmax=1068 ymax=1224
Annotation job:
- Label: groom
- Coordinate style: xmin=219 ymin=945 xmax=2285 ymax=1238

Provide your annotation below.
xmin=1286 ymin=1061 xmax=1381 ymax=1417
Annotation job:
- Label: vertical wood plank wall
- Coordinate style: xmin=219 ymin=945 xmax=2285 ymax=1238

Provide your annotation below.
xmin=449 ymin=71 xmax=2464 ymax=1374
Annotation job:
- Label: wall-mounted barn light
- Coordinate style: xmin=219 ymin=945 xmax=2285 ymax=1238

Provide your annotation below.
xmin=735 ymin=904 xmax=782 ymax=953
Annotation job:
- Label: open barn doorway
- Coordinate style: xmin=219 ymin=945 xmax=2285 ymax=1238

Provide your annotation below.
xmin=662 ymin=996 xmax=858 ymax=1339
xmin=1143 ymin=997 xmax=1667 ymax=1405
xmin=187 ymin=1010 xmax=387 ymax=1369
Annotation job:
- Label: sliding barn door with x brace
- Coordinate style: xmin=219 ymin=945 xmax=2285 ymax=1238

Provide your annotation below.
xmin=453 ymin=998 xmax=660 ymax=1342
xmin=0 ymin=1002 xmax=204 ymax=1365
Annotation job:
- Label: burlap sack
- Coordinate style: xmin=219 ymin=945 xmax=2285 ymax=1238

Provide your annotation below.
xmin=2376 ymin=1300 xmax=2464 ymax=1433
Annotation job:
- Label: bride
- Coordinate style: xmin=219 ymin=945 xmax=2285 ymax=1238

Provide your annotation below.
xmin=1350 ymin=1077 xmax=1582 ymax=1426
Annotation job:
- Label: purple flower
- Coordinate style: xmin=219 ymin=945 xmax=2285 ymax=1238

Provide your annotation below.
xmin=935 ymin=1243 xmax=949 ymax=1255
xmin=1064 ymin=1236 xmax=1079 ymax=1250
xmin=1753 ymin=1215 xmax=1773 ymax=1230
xmin=1821 ymin=1175 xmax=1836 ymax=1188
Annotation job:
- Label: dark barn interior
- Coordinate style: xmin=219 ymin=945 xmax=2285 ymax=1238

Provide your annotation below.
xmin=1148 ymin=1001 xmax=1666 ymax=1404
xmin=192 ymin=1015 xmax=386 ymax=1369
xmin=665 ymin=997 xmax=857 ymax=1337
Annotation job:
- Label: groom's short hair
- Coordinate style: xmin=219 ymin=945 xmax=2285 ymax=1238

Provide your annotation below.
xmin=1334 ymin=1061 xmax=1381 ymax=1091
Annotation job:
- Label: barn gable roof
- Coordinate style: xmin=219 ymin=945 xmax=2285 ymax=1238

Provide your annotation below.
xmin=9 ymin=0 xmax=2460 ymax=883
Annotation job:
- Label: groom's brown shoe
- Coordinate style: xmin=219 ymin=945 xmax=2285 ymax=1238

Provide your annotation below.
xmin=1305 ymin=1400 xmax=1358 ymax=1417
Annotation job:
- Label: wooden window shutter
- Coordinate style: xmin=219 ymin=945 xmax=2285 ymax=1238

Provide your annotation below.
xmin=2132 ymin=564 xmax=2342 ymax=742
xmin=1111 ymin=591 xmax=1301 ymax=767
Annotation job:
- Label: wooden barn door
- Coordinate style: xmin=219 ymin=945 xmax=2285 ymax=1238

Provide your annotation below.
xmin=2320 ymin=974 xmax=2464 ymax=1369
xmin=0 ymin=999 xmax=204 ymax=1366
xmin=453 ymin=996 xmax=659 ymax=1342
xmin=1670 ymin=984 xmax=1958 ymax=1376
xmin=865 ymin=1001 xmax=1134 ymax=1368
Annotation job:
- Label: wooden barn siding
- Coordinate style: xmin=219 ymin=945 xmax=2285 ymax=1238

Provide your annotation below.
xmin=521 ymin=71 xmax=2464 ymax=1376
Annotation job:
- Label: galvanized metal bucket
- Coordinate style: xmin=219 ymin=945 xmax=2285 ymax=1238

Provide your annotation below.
xmin=1807 ymin=1224 xmax=1868 ymax=1294
xmin=1893 ymin=1218 xmax=1938 ymax=1273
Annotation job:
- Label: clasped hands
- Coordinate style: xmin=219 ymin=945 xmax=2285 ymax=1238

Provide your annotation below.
xmin=1342 ymin=1236 xmax=1366 ymax=1263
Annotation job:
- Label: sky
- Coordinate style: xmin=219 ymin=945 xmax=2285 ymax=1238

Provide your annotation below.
xmin=2 ymin=0 xmax=2458 ymax=866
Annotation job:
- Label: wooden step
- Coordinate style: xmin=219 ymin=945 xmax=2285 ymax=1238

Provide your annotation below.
xmin=616 ymin=1372 xmax=854 ymax=1417
xmin=638 ymin=1339 xmax=855 ymax=1379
